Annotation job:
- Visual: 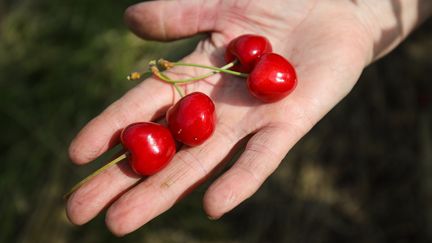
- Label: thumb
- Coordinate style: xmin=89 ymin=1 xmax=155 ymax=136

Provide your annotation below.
xmin=124 ymin=0 xmax=219 ymax=41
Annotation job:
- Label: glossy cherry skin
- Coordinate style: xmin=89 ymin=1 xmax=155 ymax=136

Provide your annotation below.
xmin=247 ymin=53 xmax=297 ymax=102
xmin=121 ymin=122 xmax=176 ymax=176
xmin=224 ymin=34 xmax=272 ymax=73
xmin=166 ymin=92 xmax=216 ymax=146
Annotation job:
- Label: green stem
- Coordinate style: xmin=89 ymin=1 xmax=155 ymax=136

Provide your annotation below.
xmin=173 ymin=84 xmax=184 ymax=97
xmin=157 ymin=71 xmax=216 ymax=84
xmin=159 ymin=72 xmax=184 ymax=97
xmin=163 ymin=60 xmax=248 ymax=78
xmin=153 ymin=61 xmax=248 ymax=84
xmin=63 ymin=153 xmax=128 ymax=199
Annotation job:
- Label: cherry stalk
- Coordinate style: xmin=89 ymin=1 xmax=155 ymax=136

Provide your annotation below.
xmin=64 ymin=153 xmax=128 ymax=199
xmin=128 ymin=59 xmax=248 ymax=85
xmin=64 ymin=122 xmax=176 ymax=199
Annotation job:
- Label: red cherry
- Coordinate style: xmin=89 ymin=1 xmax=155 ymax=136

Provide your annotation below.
xmin=166 ymin=92 xmax=216 ymax=146
xmin=247 ymin=53 xmax=297 ymax=102
xmin=121 ymin=122 xmax=176 ymax=176
xmin=225 ymin=34 xmax=272 ymax=73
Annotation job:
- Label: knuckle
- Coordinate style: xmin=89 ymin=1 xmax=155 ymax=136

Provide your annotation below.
xmin=234 ymin=162 xmax=262 ymax=185
xmin=245 ymin=140 xmax=279 ymax=161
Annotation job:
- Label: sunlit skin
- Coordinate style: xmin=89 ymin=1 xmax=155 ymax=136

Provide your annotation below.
xmin=66 ymin=0 xmax=432 ymax=236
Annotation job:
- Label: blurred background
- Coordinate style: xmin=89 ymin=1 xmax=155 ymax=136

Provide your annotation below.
xmin=1 ymin=0 xmax=431 ymax=242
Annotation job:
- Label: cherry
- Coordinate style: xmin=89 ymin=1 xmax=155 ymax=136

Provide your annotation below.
xmin=247 ymin=53 xmax=297 ymax=102
xmin=166 ymin=92 xmax=216 ymax=146
xmin=121 ymin=122 xmax=176 ymax=176
xmin=225 ymin=34 xmax=272 ymax=73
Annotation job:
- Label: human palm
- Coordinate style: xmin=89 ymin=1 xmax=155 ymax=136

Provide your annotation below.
xmin=67 ymin=0 xmax=374 ymax=235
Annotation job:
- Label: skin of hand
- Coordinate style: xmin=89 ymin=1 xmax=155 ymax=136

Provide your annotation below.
xmin=66 ymin=0 xmax=432 ymax=236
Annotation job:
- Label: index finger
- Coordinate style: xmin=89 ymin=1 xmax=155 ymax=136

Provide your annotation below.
xmin=69 ymin=77 xmax=174 ymax=164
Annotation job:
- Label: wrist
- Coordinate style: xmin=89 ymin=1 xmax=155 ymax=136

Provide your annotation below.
xmin=355 ymin=0 xmax=432 ymax=62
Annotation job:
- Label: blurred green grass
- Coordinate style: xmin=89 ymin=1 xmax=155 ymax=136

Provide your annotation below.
xmin=1 ymin=0 xmax=432 ymax=242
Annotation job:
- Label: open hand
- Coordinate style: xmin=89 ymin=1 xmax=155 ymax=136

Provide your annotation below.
xmin=67 ymin=0 xmax=376 ymax=235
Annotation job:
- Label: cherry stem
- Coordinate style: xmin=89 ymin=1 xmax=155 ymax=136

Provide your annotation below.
xmin=173 ymin=84 xmax=184 ymax=97
xmin=149 ymin=65 xmax=185 ymax=97
xmin=128 ymin=60 xmax=247 ymax=84
xmin=159 ymin=59 xmax=248 ymax=78
xmin=151 ymin=65 xmax=213 ymax=84
xmin=159 ymin=71 xmax=184 ymax=97
xmin=63 ymin=153 xmax=128 ymax=199
xmin=128 ymin=59 xmax=247 ymax=96
xmin=150 ymin=60 xmax=246 ymax=85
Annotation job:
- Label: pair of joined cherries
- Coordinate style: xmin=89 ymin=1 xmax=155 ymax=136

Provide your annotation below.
xmin=65 ymin=34 xmax=297 ymax=197
xmin=225 ymin=34 xmax=297 ymax=102
xmin=65 ymin=92 xmax=215 ymax=197
xmin=123 ymin=92 xmax=215 ymax=176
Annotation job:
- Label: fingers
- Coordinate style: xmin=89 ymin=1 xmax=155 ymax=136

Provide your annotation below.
xmin=69 ymin=78 xmax=174 ymax=164
xmin=66 ymin=159 xmax=141 ymax=225
xmin=200 ymin=29 xmax=369 ymax=219
xmin=124 ymin=0 xmax=219 ymax=41
xmin=66 ymin=160 xmax=141 ymax=225
xmin=203 ymin=123 xmax=303 ymax=219
xmin=104 ymin=121 xmax=249 ymax=236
